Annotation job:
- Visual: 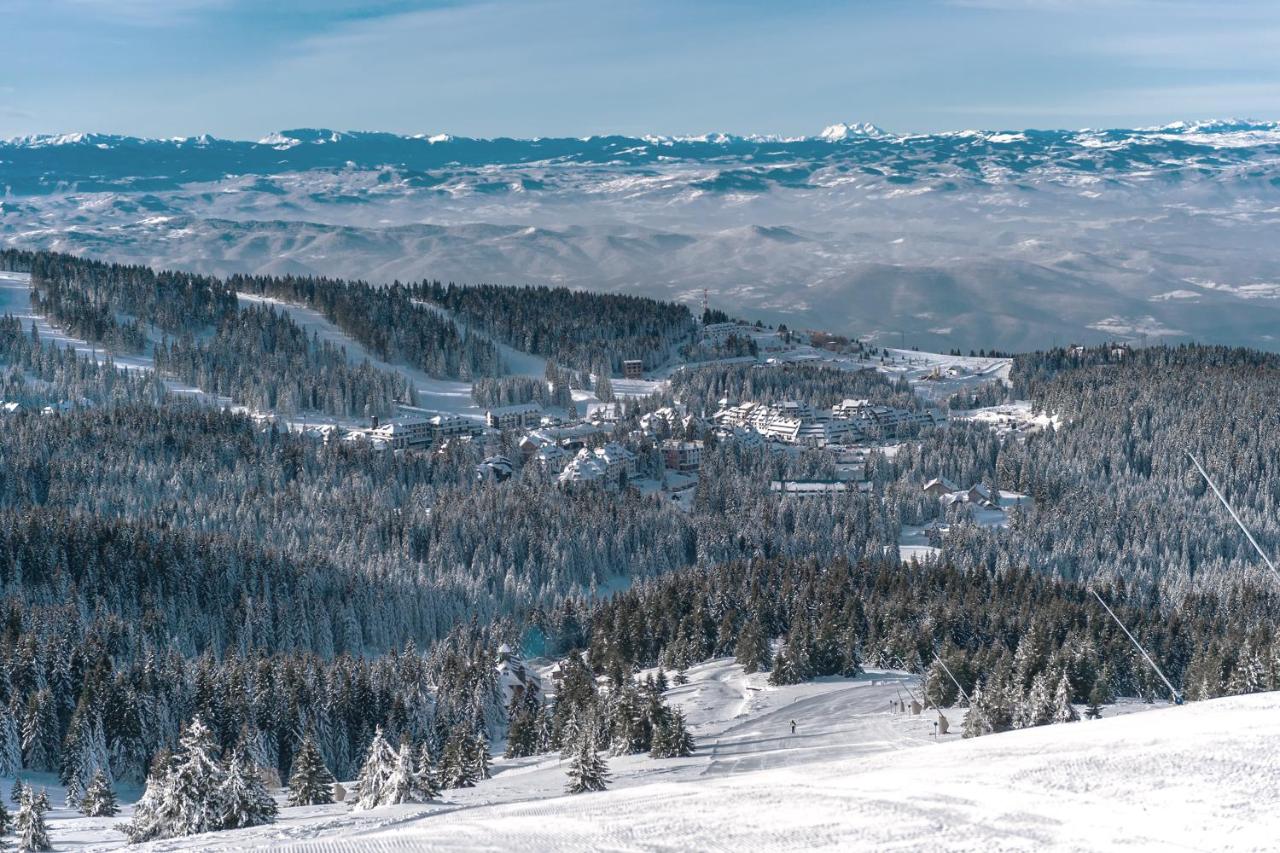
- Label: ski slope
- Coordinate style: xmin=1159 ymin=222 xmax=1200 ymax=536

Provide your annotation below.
xmin=46 ymin=658 xmax=1244 ymax=852
xmin=0 ymin=270 xmax=213 ymax=399
xmin=0 ymin=271 xmax=156 ymax=373
xmin=237 ymin=292 xmax=487 ymax=420
xmin=278 ymin=691 xmax=1277 ymax=852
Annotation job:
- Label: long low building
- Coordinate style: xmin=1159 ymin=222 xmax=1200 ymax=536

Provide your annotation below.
xmin=371 ymin=414 xmax=480 ymax=449
xmin=715 ymin=399 xmax=941 ymax=446
xmin=769 ymin=479 xmax=871 ymax=499
xmin=486 ymin=403 xmax=542 ymax=431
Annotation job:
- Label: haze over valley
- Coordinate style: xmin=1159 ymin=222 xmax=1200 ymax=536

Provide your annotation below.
xmin=6 ymin=120 xmax=1280 ymax=352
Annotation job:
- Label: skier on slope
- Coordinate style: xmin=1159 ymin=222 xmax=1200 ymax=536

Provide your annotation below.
xmin=790 ymin=720 xmax=796 ymax=735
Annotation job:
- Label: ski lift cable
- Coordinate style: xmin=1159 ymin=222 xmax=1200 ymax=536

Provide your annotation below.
xmin=931 ymin=651 xmax=970 ymax=704
xmin=1187 ymin=452 xmax=1280 ymax=584
xmin=1090 ymin=588 xmax=1182 ymax=705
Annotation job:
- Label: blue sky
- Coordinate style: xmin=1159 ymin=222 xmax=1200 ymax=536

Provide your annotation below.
xmin=2 ymin=0 xmax=1278 ymax=139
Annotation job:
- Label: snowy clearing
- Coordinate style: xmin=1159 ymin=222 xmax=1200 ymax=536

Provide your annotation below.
xmin=237 ymin=293 xmax=487 ymax=421
xmin=41 ymin=658 xmax=1209 ymax=852
xmin=273 ymin=691 xmax=1270 ymax=852
xmin=0 ymin=270 xmax=212 ymax=399
xmin=0 ymin=271 xmax=156 ymax=373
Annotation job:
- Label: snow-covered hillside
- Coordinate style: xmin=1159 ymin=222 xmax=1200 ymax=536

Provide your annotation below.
xmin=306 ymin=691 xmax=1276 ymax=852
xmin=38 ymin=656 xmax=1269 ymax=852
xmin=5 ymin=122 xmax=1280 ymax=352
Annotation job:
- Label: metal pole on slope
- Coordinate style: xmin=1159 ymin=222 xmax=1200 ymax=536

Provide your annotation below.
xmin=1187 ymin=452 xmax=1280 ymax=584
xmin=1091 ymin=588 xmax=1182 ymax=705
xmin=931 ymin=652 xmax=970 ymax=706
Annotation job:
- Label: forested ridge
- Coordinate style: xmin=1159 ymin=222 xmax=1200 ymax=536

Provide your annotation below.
xmin=419 ymin=280 xmax=695 ymax=373
xmin=4 ymin=249 xmax=1280 ymax=842
xmin=231 ymin=274 xmax=501 ymax=380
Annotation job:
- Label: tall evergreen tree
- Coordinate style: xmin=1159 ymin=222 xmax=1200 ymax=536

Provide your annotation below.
xmin=219 ymin=750 xmax=278 ymax=830
xmin=414 ymin=742 xmax=440 ymax=802
xmin=79 ymin=770 xmax=119 ymax=818
xmin=14 ymin=789 xmax=50 ymax=852
xmin=352 ymin=727 xmax=397 ymax=810
xmin=287 ymin=734 xmax=336 ymax=807
xmin=565 ymin=727 xmax=610 ymax=794
xmin=166 ymin=717 xmax=227 ymax=837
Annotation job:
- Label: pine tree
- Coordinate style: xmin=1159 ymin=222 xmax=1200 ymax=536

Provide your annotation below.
xmin=734 ymin=618 xmax=771 ymax=674
xmin=962 ymin=684 xmax=993 ymax=739
xmin=60 ymin=701 xmax=109 ymax=810
xmin=669 ymin=708 xmax=695 ymax=757
xmin=1017 ymin=672 xmax=1054 ymax=728
xmin=0 ymin=796 xmax=9 ymax=838
xmin=352 ymin=727 xmax=397 ymax=810
xmin=1052 ymin=672 xmax=1080 ymax=724
xmin=287 ymin=734 xmax=336 ymax=807
xmin=414 ymin=742 xmax=440 ymax=801
xmin=0 ymin=705 xmax=21 ymax=778
xmin=9 ymin=779 xmax=23 ymax=805
xmin=438 ymin=731 xmax=474 ymax=789
xmin=219 ymin=750 xmax=278 ymax=830
xmin=14 ymin=789 xmax=50 ymax=852
xmin=79 ymin=770 xmax=119 ymax=817
xmin=465 ymin=731 xmax=491 ymax=782
xmin=608 ymin=685 xmax=646 ymax=756
xmin=504 ymin=692 xmax=542 ymax=759
xmin=650 ymin=706 xmax=695 ymax=758
xmin=120 ymin=747 xmax=175 ymax=843
xmin=768 ymin=634 xmax=810 ymax=686
xmin=1085 ymin=681 xmax=1106 ymax=719
xmin=565 ymin=730 xmax=609 ymax=794
xmin=166 ymin=716 xmax=228 ymax=836
xmin=384 ymin=738 xmax=426 ymax=805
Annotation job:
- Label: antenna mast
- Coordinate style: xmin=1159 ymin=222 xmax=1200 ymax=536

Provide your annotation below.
xmin=1187 ymin=452 xmax=1280 ymax=584
xmin=1091 ymin=589 xmax=1182 ymax=705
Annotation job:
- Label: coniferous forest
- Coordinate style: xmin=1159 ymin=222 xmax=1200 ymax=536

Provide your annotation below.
xmin=2 ymin=249 xmax=1280 ymax=843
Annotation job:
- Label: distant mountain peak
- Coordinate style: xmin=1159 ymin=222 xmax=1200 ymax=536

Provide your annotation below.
xmin=818 ymin=122 xmax=892 ymax=142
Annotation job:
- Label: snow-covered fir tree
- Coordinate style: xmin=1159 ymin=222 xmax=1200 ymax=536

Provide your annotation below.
xmin=287 ymin=734 xmax=336 ymax=807
xmin=438 ymin=731 xmax=476 ymax=789
xmin=465 ymin=731 xmax=491 ymax=782
xmin=122 ymin=719 xmax=230 ymax=843
xmin=14 ymin=788 xmax=51 ymax=852
xmin=0 ymin=706 xmax=21 ymax=778
xmin=565 ymin=726 xmax=610 ymax=794
xmin=650 ymin=707 xmax=695 ymax=759
xmin=60 ymin=701 xmax=110 ymax=809
xmin=414 ymin=742 xmax=440 ymax=801
xmin=1053 ymin=673 xmax=1080 ymax=724
xmin=219 ymin=750 xmax=278 ymax=830
xmin=79 ymin=770 xmax=119 ymax=817
xmin=383 ymin=738 xmax=428 ymax=805
xmin=351 ymin=727 xmax=397 ymax=810
xmin=123 ymin=749 xmax=174 ymax=841
xmin=165 ymin=717 xmax=227 ymax=836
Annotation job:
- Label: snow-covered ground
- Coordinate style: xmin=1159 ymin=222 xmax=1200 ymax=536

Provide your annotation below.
xmin=38 ymin=657 xmax=1232 ymax=851
xmin=237 ymin=293 xmax=487 ymax=422
xmin=0 ymin=270 xmax=212 ymax=400
xmin=300 ymin=691 xmax=1274 ymax=853
xmin=0 ymin=271 xmax=155 ymax=374
xmin=951 ymin=400 xmax=1060 ymax=436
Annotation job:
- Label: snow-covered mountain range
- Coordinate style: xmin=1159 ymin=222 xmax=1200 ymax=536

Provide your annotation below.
xmin=4 ymin=120 xmax=1280 ymax=351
